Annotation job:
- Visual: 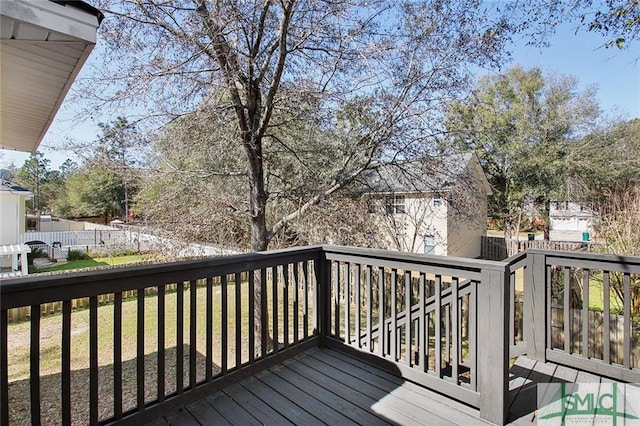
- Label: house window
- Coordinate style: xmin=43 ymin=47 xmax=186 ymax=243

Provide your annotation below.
xmin=385 ymin=195 xmax=405 ymax=214
xmin=433 ymin=195 xmax=442 ymax=207
xmin=423 ymin=235 xmax=435 ymax=255
xmin=367 ymin=199 xmax=377 ymax=213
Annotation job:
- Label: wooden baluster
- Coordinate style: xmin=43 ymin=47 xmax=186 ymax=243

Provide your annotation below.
xmin=391 ymin=269 xmax=397 ymax=362
xmin=1 ymin=310 xmax=8 ymax=426
xmin=283 ymin=265 xmax=289 ymax=349
xmin=177 ymin=282 xmax=184 ymax=392
xmin=114 ymin=293 xmax=123 ymax=417
xmin=272 ymin=266 xmax=279 ymax=353
xmin=62 ymin=301 xmax=71 ymax=424
xmin=206 ymin=278 xmax=213 ymax=380
xmin=405 ymin=271 xmax=411 ymax=366
xmin=235 ymin=273 xmax=242 ymax=367
xmin=221 ymin=276 xmax=228 ymax=373
xmin=30 ymin=305 xmax=41 ymax=425
xmin=344 ymin=262 xmax=350 ymax=345
xmin=190 ymin=280 xmax=197 ymax=386
xmin=157 ymin=287 xmax=165 ymax=402
xmin=366 ymin=265 xmax=373 ymax=353
xmin=136 ymin=291 xmax=144 ymax=412
xmin=603 ymin=271 xmax=610 ymax=364
xmin=248 ymin=271 xmax=255 ymax=363
xmin=293 ymin=263 xmax=299 ymax=344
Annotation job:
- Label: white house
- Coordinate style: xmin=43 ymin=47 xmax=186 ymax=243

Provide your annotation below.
xmin=364 ymin=153 xmax=492 ymax=258
xmin=0 ymin=0 xmax=102 ymax=274
xmin=0 ymin=179 xmax=32 ymax=246
xmin=0 ymin=178 xmax=32 ymax=272
xmin=0 ymin=0 xmax=103 ymax=152
xmin=549 ymin=201 xmax=594 ymax=242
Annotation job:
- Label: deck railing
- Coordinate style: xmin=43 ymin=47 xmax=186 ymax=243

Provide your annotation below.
xmin=320 ymin=246 xmax=510 ymax=424
xmin=515 ymin=249 xmax=640 ymax=382
xmin=1 ymin=246 xmax=322 ymax=425
xmin=1 ymin=245 xmax=639 ymax=425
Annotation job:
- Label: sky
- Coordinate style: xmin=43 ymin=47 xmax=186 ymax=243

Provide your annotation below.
xmin=1 ymin=17 xmax=638 ymax=171
xmin=507 ymin=21 xmax=639 ymax=120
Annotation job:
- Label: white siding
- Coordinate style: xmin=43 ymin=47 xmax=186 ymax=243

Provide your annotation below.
xmin=367 ymin=194 xmax=448 ymax=255
xmin=0 ymin=191 xmax=22 ymax=245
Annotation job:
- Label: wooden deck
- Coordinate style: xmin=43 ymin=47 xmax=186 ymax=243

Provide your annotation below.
xmin=148 ymin=348 xmax=632 ymax=426
xmin=4 ymin=247 xmax=638 ymax=425
xmin=507 ymin=355 xmax=631 ymax=425
xmin=147 ymin=348 xmax=491 ymax=426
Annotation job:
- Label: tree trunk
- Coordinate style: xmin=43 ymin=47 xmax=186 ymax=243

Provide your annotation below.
xmin=543 ymin=199 xmax=550 ymax=241
xmin=245 ymin=133 xmax=273 ymax=353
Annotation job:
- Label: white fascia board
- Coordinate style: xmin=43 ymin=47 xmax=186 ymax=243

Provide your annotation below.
xmin=0 ymin=0 xmax=100 ymax=43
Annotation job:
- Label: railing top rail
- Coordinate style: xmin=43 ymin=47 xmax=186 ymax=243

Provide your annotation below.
xmin=321 ymin=244 xmax=509 ymax=272
xmin=526 ymin=248 xmax=640 ymax=263
xmin=0 ymin=245 xmax=323 ymax=310
xmin=527 ymin=248 xmax=640 ymax=272
xmin=505 ymin=250 xmax=528 ymax=266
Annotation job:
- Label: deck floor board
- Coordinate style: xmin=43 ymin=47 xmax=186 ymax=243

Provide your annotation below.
xmin=147 ymin=348 xmax=627 ymax=425
xmin=284 ymin=355 xmax=393 ymax=425
xmin=257 ymin=368 xmax=359 ymax=426
xmin=223 ymin=381 xmax=295 ymax=425
xmin=298 ymin=351 xmax=457 ymax=425
xmin=204 ymin=392 xmax=263 ymax=426
xmin=320 ymin=348 xmax=488 ymax=423
xmin=242 ymin=375 xmax=323 ymax=425
xmin=185 ymin=399 xmax=231 ymax=425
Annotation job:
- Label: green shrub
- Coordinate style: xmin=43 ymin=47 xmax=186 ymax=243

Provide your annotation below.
xmin=110 ymin=248 xmax=135 ymax=257
xmin=27 ymin=247 xmax=47 ymax=265
xmin=67 ymin=250 xmax=91 ymax=261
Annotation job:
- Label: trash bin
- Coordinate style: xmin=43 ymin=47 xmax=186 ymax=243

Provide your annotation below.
xmin=528 ymin=233 xmax=535 ymax=241
xmin=582 ymin=232 xmax=590 ymax=242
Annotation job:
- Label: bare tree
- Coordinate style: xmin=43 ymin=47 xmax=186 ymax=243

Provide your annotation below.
xmin=73 ymin=0 xmax=513 ymax=353
xmin=78 ymin=0 xmax=512 ymax=252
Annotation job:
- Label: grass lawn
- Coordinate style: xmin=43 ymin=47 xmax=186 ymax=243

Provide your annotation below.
xmin=7 ymin=279 xmax=313 ymax=424
xmin=36 ymin=254 xmax=157 ymax=273
xmin=586 ymin=272 xmax=626 ymax=313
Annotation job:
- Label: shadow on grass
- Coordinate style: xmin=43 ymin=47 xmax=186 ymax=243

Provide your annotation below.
xmin=8 ymin=345 xmax=214 ymax=425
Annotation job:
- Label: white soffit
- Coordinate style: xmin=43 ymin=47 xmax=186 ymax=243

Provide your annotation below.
xmin=0 ymin=0 xmax=101 ymax=153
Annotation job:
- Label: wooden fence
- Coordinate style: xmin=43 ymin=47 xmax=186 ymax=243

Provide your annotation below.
xmin=549 ymin=307 xmax=640 ymax=366
xmin=482 ymin=235 xmax=586 ymax=260
xmin=5 ymin=272 xmax=252 ymax=323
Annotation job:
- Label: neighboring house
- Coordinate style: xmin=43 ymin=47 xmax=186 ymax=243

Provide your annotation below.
xmin=26 ymin=215 xmax=86 ymax=232
xmin=0 ymin=0 xmax=103 ymax=152
xmin=0 ymin=0 xmax=102 ymax=274
xmin=363 ymin=153 xmax=492 ymax=258
xmin=549 ymin=201 xmax=594 ymax=242
xmin=0 ymin=179 xmax=32 ymax=245
xmin=0 ymin=178 xmax=32 ymax=270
